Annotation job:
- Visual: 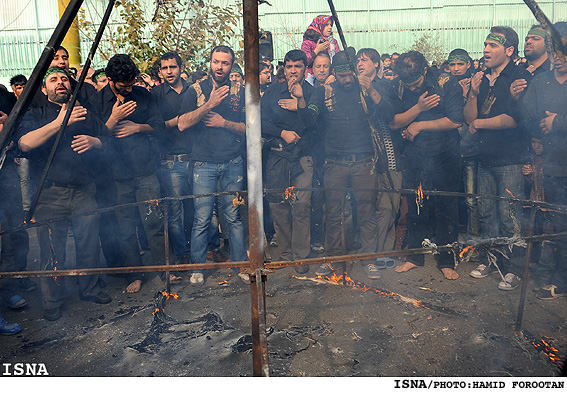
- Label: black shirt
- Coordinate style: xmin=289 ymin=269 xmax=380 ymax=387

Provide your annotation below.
xmin=178 ymin=77 xmax=245 ymax=162
xmin=151 ymin=79 xmax=192 ymax=155
xmin=30 ymin=78 xmax=96 ymax=110
xmin=261 ymin=79 xmax=315 ymax=155
xmin=391 ymin=72 xmax=464 ymax=155
xmin=474 ymin=60 xmax=532 ymax=166
xmin=17 ymin=100 xmax=109 ymax=186
xmin=88 ymin=84 xmax=165 ymax=179
xmin=300 ymin=80 xmax=394 ymax=156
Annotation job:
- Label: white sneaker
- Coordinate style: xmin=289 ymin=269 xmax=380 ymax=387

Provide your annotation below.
xmin=190 ymin=272 xmax=205 ymax=286
xmin=238 ymin=272 xmax=250 ymax=284
xmin=498 ymin=273 xmax=521 ymax=291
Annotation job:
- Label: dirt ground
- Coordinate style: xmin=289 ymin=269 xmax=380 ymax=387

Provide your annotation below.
xmin=1 ymin=209 xmax=566 ymax=378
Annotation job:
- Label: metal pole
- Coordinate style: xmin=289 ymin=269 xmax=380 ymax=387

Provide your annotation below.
xmin=0 ymin=0 xmax=86 ymax=168
xmin=515 ymin=206 xmax=538 ymax=331
xmin=243 ymin=0 xmax=269 ymax=377
xmin=163 ymin=201 xmax=171 ymax=294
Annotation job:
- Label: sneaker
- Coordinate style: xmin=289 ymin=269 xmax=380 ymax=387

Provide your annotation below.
xmin=311 ymin=243 xmax=324 ymax=253
xmin=375 ymin=257 xmax=396 ymax=269
xmin=44 ymin=307 xmax=62 ymax=321
xmin=79 ymin=291 xmax=112 ymax=304
xmin=315 ymin=263 xmax=335 ymax=276
xmin=498 ymin=273 xmax=521 ymax=291
xmin=469 ymin=263 xmax=497 ymax=279
xmin=190 ymin=272 xmax=205 ymax=286
xmin=238 ymin=272 xmax=250 ymax=284
xmin=294 ymin=264 xmax=309 ymax=274
xmin=363 ymin=263 xmax=381 ymax=279
xmin=19 ymin=278 xmax=37 ymax=292
xmin=6 ymin=295 xmax=27 ymax=310
xmin=535 ymin=284 xmax=566 ymax=300
xmin=0 ymin=317 xmax=22 ymax=335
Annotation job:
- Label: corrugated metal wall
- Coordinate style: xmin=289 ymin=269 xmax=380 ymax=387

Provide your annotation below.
xmin=0 ymin=0 xmax=566 ymax=79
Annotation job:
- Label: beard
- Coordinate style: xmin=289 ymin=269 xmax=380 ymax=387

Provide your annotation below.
xmin=210 ymin=67 xmax=229 ymax=85
xmin=48 ymin=87 xmax=70 ymax=104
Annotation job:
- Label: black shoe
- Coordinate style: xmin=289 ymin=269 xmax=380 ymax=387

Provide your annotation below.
xmin=19 ymin=278 xmax=37 ymax=292
xmin=79 ymin=291 xmax=112 ymax=304
xmin=44 ymin=307 xmax=62 ymax=321
xmin=294 ymin=265 xmax=310 ymax=274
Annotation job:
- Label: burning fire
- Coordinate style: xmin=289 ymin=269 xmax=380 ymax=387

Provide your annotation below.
xmin=152 ymin=308 xmax=162 ymax=316
xmin=161 ymin=291 xmax=179 ymax=300
xmin=417 ymin=182 xmax=424 ymax=204
xmin=219 ymin=280 xmax=228 ymax=285
xmin=459 ymin=245 xmax=475 ymax=258
xmin=284 ymin=186 xmax=296 ymax=202
xmin=515 ymin=330 xmax=564 ymax=368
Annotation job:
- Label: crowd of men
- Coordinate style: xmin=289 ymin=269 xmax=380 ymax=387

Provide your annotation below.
xmin=0 ymin=20 xmax=566 ymax=334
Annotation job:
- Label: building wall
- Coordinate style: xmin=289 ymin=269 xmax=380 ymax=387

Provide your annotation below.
xmin=0 ymin=0 xmax=566 ymax=82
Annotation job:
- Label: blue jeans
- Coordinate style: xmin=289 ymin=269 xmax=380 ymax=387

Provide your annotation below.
xmin=159 ymin=159 xmax=192 ymax=257
xmin=478 ymin=163 xmax=524 ymax=276
xmin=191 ymin=156 xmax=247 ymax=273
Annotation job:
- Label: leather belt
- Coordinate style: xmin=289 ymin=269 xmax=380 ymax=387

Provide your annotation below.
xmin=162 ymin=154 xmax=191 ymax=162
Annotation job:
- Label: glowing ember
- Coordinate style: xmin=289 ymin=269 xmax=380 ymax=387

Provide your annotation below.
xmin=284 ymin=186 xmax=296 ymax=203
xmin=516 ymin=330 xmax=565 ymax=368
xmin=152 ymin=307 xmax=163 ymax=316
xmin=459 ymin=245 xmax=475 ymax=258
xmin=417 ymin=182 xmax=424 ymax=204
xmin=219 ymin=281 xmax=228 ymax=285
xmin=161 ymin=291 xmax=179 ymax=300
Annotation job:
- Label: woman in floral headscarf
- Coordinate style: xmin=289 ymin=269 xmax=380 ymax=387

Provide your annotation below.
xmin=301 ymin=15 xmax=341 ymax=76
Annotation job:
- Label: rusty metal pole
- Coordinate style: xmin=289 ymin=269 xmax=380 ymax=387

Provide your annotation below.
xmin=243 ymin=0 xmax=269 ymax=377
xmin=515 ymin=206 xmax=538 ymax=331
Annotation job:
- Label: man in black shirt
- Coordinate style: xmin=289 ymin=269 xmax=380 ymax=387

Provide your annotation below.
xmin=17 ymin=67 xmax=111 ymax=321
xmin=261 ymin=49 xmax=315 ymax=273
xmin=357 ymin=48 xmax=404 ymax=272
xmin=294 ymin=49 xmax=393 ymax=278
xmin=152 ymin=52 xmax=192 ymax=267
xmin=178 ymin=45 xmax=248 ymax=286
xmin=89 ymin=54 xmax=169 ymax=293
xmin=464 ymin=26 xmax=531 ymax=291
xmin=522 ymin=25 xmax=551 ymax=77
xmin=390 ymin=51 xmax=464 ymax=280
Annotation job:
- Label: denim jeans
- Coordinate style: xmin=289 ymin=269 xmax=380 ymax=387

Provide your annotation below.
xmin=191 ymin=156 xmax=247 ymax=274
xmin=115 ymin=174 xmax=165 ymax=282
xmin=543 ymin=176 xmax=567 ymax=291
xmin=478 ymin=163 xmax=524 ymax=276
xmin=159 ymin=159 xmax=193 ymax=257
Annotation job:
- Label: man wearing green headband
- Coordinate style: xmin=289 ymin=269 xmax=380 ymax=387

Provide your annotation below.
xmin=523 ymin=25 xmax=551 ymax=76
xmin=91 ymin=68 xmax=108 ymax=92
xmin=292 ymin=48 xmax=394 ymax=278
xmin=17 ymin=66 xmax=112 ymax=321
xmin=390 ymin=51 xmax=464 ymax=281
xmin=464 ymin=26 xmax=532 ymax=291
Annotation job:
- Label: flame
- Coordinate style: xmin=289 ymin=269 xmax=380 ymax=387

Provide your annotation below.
xmin=161 ymin=291 xmax=179 ymax=300
xmin=505 ymin=189 xmax=514 ymax=198
xmin=459 ymin=245 xmax=475 ymax=258
xmin=284 ymin=186 xmax=296 ymax=202
xmin=516 ymin=331 xmax=565 ymax=368
xmin=152 ymin=308 xmax=163 ymax=316
xmin=417 ymin=182 xmax=424 ymax=204
xmin=232 ymin=192 xmax=245 ymax=207
xmin=219 ymin=280 xmax=228 ymax=285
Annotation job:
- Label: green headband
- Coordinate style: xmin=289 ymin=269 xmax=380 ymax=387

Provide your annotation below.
xmin=333 ymin=64 xmax=352 ymax=73
xmin=527 ymin=28 xmax=547 ymax=39
xmin=486 ymin=32 xmax=510 ymax=47
xmin=43 ymin=67 xmax=69 ymax=82
xmin=448 ymin=54 xmax=470 ymax=64
xmin=401 ymin=69 xmax=424 ymax=84
xmin=93 ymin=71 xmax=106 ymax=82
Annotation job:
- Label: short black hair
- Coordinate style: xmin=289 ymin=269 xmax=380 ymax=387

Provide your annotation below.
xmin=210 ymin=45 xmax=235 ymax=64
xmin=394 ymin=51 xmax=428 ymax=83
xmin=357 ymin=48 xmax=381 ymax=64
xmin=380 ymin=53 xmax=390 ymax=61
xmin=190 ymin=70 xmax=208 ymax=84
xmin=284 ymin=49 xmax=308 ymax=67
xmin=106 ymin=54 xmax=140 ymax=83
xmin=259 ymin=62 xmax=270 ymax=73
xmin=55 ymin=46 xmax=69 ymax=57
xmin=10 ymin=74 xmax=27 ymax=86
xmin=160 ymin=52 xmax=183 ymax=67
xmin=490 ymin=26 xmax=519 ymax=57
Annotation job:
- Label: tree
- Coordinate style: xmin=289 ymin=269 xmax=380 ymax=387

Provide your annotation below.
xmin=408 ymin=32 xmax=446 ymax=66
xmin=79 ymin=0 xmax=242 ymax=73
